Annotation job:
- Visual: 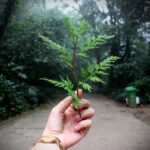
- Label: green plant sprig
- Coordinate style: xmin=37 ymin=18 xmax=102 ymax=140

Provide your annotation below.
xmin=40 ymin=17 xmax=119 ymax=108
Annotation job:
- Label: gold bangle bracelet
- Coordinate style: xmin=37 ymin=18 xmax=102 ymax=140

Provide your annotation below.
xmin=33 ymin=135 xmax=64 ymax=150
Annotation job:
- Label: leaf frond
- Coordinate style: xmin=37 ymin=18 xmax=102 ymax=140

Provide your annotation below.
xmin=76 ymin=20 xmax=89 ymax=35
xmin=39 ymin=35 xmax=72 ymax=66
xmin=81 ymin=56 xmax=119 ymax=84
xmin=79 ymin=35 xmax=114 ymax=52
xmin=79 ymin=81 xmax=92 ymax=92
xmin=40 ymin=77 xmax=80 ymax=107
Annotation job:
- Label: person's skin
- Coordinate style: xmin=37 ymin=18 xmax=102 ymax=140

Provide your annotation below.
xmin=31 ymin=89 xmax=95 ymax=150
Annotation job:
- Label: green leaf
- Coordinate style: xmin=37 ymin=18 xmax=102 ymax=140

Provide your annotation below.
xmin=87 ymin=64 xmax=95 ymax=73
xmin=39 ymin=17 xmax=119 ymax=108
xmin=97 ymin=71 xmax=108 ymax=75
xmin=40 ymin=77 xmax=80 ymax=107
xmin=90 ymin=76 xmax=101 ymax=82
xmin=39 ymin=35 xmax=72 ymax=67
xmin=77 ymin=52 xmax=89 ymax=58
xmin=64 ymin=17 xmax=88 ymax=40
xmin=79 ymin=35 xmax=114 ymax=52
xmin=90 ymin=77 xmax=105 ymax=84
xmin=39 ymin=35 xmax=66 ymax=52
xmin=76 ymin=20 xmax=89 ymax=35
xmin=59 ymin=76 xmax=74 ymax=91
xmin=64 ymin=17 xmax=76 ymax=39
xmin=98 ymin=56 xmax=120 ymax=71
xmin=69 ymin=91 xmax=80 ymax=108
xmin=81 ymin=68 xmax=89 ymax=78
xmin=80 ymin=56 xmax=119 ymax=85
xmin=79 ymin=81 xmax=92 ymax=92
xmin=40 ymin=77 xmax=65 ymax=88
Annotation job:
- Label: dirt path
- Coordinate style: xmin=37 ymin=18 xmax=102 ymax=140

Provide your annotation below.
xmin=0 ymin=94 xmax=150 ymax=150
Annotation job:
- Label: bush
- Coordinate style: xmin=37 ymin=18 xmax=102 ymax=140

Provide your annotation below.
xmin=133 ymin=76 xmax=150 ymax=104
xmin=0 ymin=9 xmax=66 ymax=120
xmin=0 ymin=75 xmax=39 ymax=120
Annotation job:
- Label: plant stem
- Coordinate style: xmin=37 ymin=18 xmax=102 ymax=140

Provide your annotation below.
xmin=71 ymin=37 xmax=81 ymax=112
xmin=72 ymin=37 xmax=79 ymax=91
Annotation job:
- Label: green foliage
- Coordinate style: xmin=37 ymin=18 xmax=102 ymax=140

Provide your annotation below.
xmin=64 ymin=17 xmax=89 ymax=40
xmin=78 ymin=35 xmax=113 ymax=58
xmin=133 ymin=76 xmax=150 ymax=104
xmin=39 ymin=35 xmax=72 ymax=67
xmin=79 ymin=35 xmax=114 ymax=52
xmin=0 ymin=74 xmax=41 ymax=120
xmin=109 ymin=54 xmax=150 ymax=104
xmin=78 ymin=82 xmax=92 ymax=92
xmin=0 ymin=8 xmax=67 ymax=119
xmin=41 ymin=76 xmax=73 ymax=92
xmin=40 ymin=17 xmax=119 ymax=107
xmin=81 ymin=56 xmax=119 ymax=84
xmin=0 ymin=0 xmax=149 ymax=122
xmin=40 ymin=76 xmax=80 ymax=107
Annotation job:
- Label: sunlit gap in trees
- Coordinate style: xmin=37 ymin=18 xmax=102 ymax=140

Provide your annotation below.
xmin=28 ymin=0 xmax=108 ymax=16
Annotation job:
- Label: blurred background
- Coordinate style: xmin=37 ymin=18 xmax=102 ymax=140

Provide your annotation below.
xmin=0 ymin=0 xmax=150 ymax=120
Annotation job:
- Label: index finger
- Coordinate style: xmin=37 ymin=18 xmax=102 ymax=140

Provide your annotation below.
xmin=78 ymin=99 xmax=90 ymax=110
xmin=53 ymin=96 xmax=73 ymax=113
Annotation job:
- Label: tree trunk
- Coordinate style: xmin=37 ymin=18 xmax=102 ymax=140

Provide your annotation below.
xmin=148 ymin=41 xmax=150 ymax=56
xmin=124 ymin=34 xmax=131 ymax=61
xmin=0 ymin=0 xmax=16 ymax=38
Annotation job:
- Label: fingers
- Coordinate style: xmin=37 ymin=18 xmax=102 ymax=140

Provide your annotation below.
xmin=77 ymin=99 xmax=90 ymax=110
xmin=52 ymin=96 xmax=73 ymax=113
xmin=52 ymin=88 xmax=83 ymax=114
xmin=52 ymin=88 xmax=82 ymax=114
xmin=69 ymin=99 xmax=92 ymax=120
xmin=74 ymin=106 xmax=95 ymax=122
xmin=66 ymin=99 xmax=94 ymax=124
xmin=80 ymin=108 xmax=95 ymax=120
xmin=75 ymin=119 xmax=92 ymax=131
xmin=65 ymin=106 xmax=77 ymax=117
xmin=75 ymin=89 xmax=83 ymax=98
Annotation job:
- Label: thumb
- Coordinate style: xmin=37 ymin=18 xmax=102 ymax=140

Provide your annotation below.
xmin=75 ymin=88 xmax=83 ymax=99
xmin=54 ymin=96 xmax=73 ymax=113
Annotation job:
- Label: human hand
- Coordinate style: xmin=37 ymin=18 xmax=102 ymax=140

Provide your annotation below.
xmin=42 ymin=89 xmax=95 ymax=149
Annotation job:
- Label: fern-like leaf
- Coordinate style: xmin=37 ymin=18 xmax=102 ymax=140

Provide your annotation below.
xmin=39 ymin=35 xmax=65 ymax=52
xmin=98 ymin=56 xmax=119 ymax=71
xmin=40 ymin=76 xmax=73 ymax=91
xmin=40 ymin=76 xmax=81 ymax=107
xmin=68 ymin=91 xmax=80 ymax=108
xmin=40 ymin=17 xmax=119 ymax=107
xmin=39 ymin=35 xmax=72 ymax=67
xmin=64 ymin=17 xmax=89 ymax=40
xmin=76 ymin=20 xmax=89 ymax=35
xmin=64 ymin=17 xmax=76 ymax=39
xmin=79 ymin=35 xmax=113 ymax=52
xmin=77 ymin=52 xmax=88 ymax=58
xmin=81 ymin=56 xmax=119 ymax=85
xmin=78 ymin=81 xmax=92 ymax=92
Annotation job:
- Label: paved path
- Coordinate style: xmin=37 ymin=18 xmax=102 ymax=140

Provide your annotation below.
xmin=0 ymin=94 xmax=150 ymax=150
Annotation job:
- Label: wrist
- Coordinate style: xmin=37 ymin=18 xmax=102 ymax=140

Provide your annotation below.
xmin=33 ymin=135 xmax=65 ymax=150
xmin=42 ymin=130 xmax=66 ymax=150
xmin=32 ymin=143 xmax=60 ymax=150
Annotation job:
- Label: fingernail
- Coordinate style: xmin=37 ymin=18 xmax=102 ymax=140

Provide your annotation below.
xmin=75 ymin=125 xmax=79 ymax=131
xmin=75 ymin=115 xmax=81 ymax=121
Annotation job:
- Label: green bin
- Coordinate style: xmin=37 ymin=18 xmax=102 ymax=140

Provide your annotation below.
xmin=125 ymin=86 xmax=137 ymax=107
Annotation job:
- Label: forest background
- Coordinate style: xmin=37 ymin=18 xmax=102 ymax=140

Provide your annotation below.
xmin=0 ymin=0 xmax=150 ymax=120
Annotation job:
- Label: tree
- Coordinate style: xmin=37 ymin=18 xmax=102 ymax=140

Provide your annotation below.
xmin=0 ymin=4 xmax=67 ymax=119
xmin=0 ymin=0 xmax=17 ymax=38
